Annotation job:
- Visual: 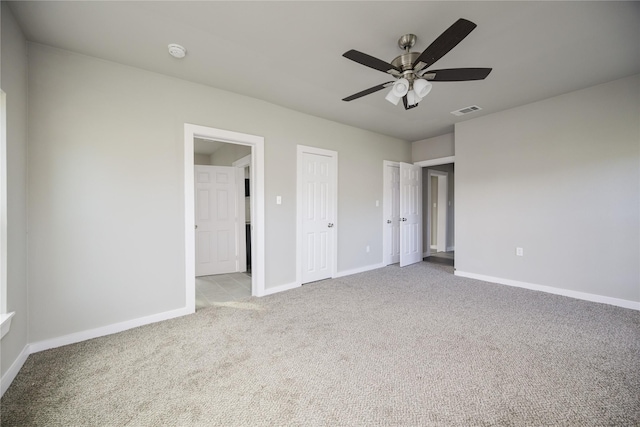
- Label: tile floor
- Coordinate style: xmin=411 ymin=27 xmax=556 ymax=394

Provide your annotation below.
xmin=195 ymin=272 xmax=252 ymax=309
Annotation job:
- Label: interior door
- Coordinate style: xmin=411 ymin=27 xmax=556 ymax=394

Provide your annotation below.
xmin=195 ymin=165 xmax=238 ymax=276
xmin=300 ymin=150 xmax=336 ymax=284
xmin=399 ymin=162 xmax=422 ymax=267
xmin=383 ymin=163 xmax=401 ymax=265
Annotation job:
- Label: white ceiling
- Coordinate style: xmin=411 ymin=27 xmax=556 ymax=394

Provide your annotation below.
xmin=8 ymin=1 xmax=640 ymax=142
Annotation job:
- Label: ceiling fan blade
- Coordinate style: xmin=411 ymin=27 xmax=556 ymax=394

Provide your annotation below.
xmin=413 ymin=18 xmax=477 ymax=71
xmin=423 ymin=68 xmax=492 ymax=81
xmin=343 ymin=50 xmax=401 ymax=75
xmin=342 ymin=81 xmax=394 ymax=102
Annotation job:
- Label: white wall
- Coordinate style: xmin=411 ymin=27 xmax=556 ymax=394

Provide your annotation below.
xmin=27 ymin=44 xmax=411 ymax=342
xmin=455 ymin=74 xmax=640 ymax=303
xmin=1 ymin=3 xmax=30 ymax=379
xmin=412 ymin=133 xmax=454 ymax=162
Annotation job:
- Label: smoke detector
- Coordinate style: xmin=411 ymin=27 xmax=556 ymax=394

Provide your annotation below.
xmin=168 ymin=44 xmax=186 ymax=59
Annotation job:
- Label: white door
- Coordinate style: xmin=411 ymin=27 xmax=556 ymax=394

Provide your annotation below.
xmin=299 ymin=147 xmax=337 ymax=284
xmin=399 ymin=162 xmax=422 ymax=267
xmin=383 ymin=162 xmax=401 ymax=265
xmin=195 ymin=165 xmax=238 ymax=276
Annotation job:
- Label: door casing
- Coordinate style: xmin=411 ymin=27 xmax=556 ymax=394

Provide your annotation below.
xmin=382 ymin=161 xmax=400 ymax=266
xmin=184 ymin=124 xmax=265 ymax=313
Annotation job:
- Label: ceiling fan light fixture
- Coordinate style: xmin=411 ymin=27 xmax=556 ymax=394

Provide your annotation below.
xmin=385 ymin=89 xmax=402 ymax=106
xmin=413 ymin=78 xmax=433 ymax=98
xmin=391 ymin=78 xmax=409 ymax=97
xmin=407 ymin=90 xmax=422 ymax=106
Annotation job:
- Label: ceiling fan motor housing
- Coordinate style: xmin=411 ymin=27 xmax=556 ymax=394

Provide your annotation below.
xmin=391 ymin=52 xmax=421 ymax=86
xmin=398 ymin=34 xmax=417 ymax=51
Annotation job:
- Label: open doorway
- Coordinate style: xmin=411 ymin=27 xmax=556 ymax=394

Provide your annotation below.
xmin=194 ymin=140 xmax=251 ymax=307
xmin=382 ymin=161 xmax=423 ymax=268
xmin=423 ymin=163 xmax=454 ymax=266
xmin=184 ymin=124 xmax=265 ymax=314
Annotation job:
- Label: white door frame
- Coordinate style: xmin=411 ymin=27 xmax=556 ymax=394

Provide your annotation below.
xmin=382 ymin=161 xmax=400 ymax=266
xmin=184 ymin=124 xmax=265 ymax=314
xmin=296 ymin=145 xmax=338 ymax=285
xmin=426 ymin=169 xmax=448 ymax=256
xmin=232 ymin=154 xmax=251 ymax=273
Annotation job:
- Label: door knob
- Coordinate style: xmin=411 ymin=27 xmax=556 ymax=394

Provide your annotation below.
xmin=328 ymin=223 xmax=334 ymax=228
xmin=195 ymin=225 xmax=198 ymax=229
xmin=401 ymin=218 xmax=407 ymax=222
xmin=387 ymin=220 xmax=392 ymax=224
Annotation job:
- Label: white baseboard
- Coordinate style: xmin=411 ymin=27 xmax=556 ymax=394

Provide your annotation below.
xmin=334 ymin=262 xmax=385 ymax=278
xmin=29 ymin=307 xmax=193 ymax=354
xmin=1 ymin=344 xmax=30 ymax=397
xmin=454 ymin=271 xmax=640 ymax=311
xmin=446 ymin=246 xmax=455 ymax=252
xmin=262 ymin=281 xmax=300 ymax=296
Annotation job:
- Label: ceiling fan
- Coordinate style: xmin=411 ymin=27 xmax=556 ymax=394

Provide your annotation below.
xmin=342 ymin=18 xmax=492 ymax=110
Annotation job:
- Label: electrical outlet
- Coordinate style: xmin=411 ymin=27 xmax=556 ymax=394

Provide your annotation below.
xmin=516 ymin=247 xmax=524 ymax=256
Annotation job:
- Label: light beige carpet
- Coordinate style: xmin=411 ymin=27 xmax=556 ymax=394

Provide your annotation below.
xmin=2 ymin=262 xmax=639 ymax=426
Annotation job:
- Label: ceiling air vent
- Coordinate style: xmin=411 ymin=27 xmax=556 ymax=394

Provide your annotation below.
xmin=451 ymin=105 xmax=482 ymax=116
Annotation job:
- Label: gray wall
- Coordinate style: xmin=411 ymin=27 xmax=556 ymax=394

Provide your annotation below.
xmin=455 ymin=74 xmax=639 ymax=302
xmin=210 ymin=144 xmax=251 ymax=166
xmin=193 ymin=153 xmax=212 ymax=165
xmin=1 ymin=3 xmax=29 ymax=378
xmin=412 ymin=133 xmax=454 ymax=162
xmin=27 ymin=44 xmax=411 ymax=342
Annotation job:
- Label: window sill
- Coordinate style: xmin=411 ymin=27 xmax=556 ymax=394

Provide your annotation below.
xmin=0 ymin=312 xmax=15 ymax=339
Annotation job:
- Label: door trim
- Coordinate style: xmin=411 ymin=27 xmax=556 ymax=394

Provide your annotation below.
xmin=184 ymin=124 xmax=265 ymax=313
xmin=296 ymin=145 xmax=338 ymax=285
xmin=415 ymin=156 xmax=455 ymax=168
xmin=232 ymin=154 xmax=251 ymax=273
xmin=382 ymin=161 xmax=399 ymax=266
